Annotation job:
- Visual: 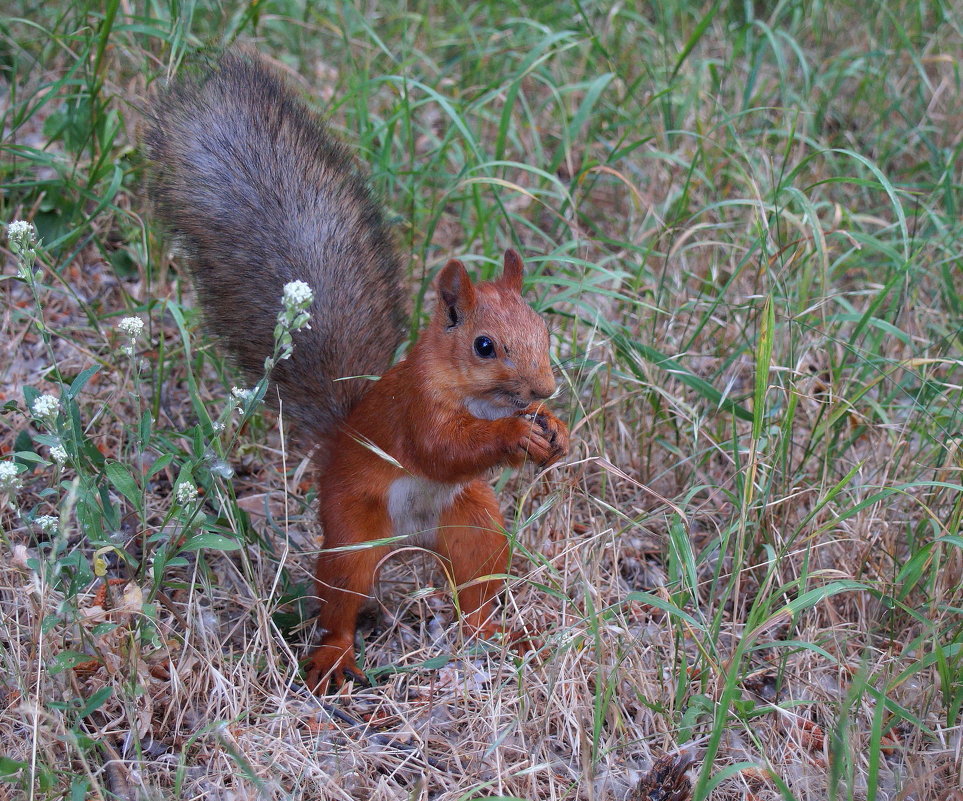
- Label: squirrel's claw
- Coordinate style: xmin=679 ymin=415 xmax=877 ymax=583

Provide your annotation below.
xmin=524 ymin=410 xmax=569 ymax=467
xmin=303 ymin=646 xmax=367 ymax=695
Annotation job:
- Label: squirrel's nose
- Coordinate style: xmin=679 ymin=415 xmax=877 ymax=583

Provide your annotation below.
xmin=528 ymin=378 xmax=556 ymax=402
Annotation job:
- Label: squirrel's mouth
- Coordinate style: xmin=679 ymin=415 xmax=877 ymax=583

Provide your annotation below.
xmin=464 ymin=392 xmax=525 ymax=421
xmin=497 ymin=392 xmax=528 ymax=411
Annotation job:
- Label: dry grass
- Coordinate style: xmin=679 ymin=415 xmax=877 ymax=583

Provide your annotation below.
xmin=2 ymin=2 xmax=962 ymax=799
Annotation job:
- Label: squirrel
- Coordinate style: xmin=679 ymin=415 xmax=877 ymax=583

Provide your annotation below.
xmin=145 ymin=50 xmax=569 ymax=693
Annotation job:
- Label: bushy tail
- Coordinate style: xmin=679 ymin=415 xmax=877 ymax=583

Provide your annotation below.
xmin=145 ymin=50 xmax=407 ymax=440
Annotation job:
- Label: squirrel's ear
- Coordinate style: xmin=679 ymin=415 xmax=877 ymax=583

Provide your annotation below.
xmin=437 ymin=258 xmax=476 ymax=328
xmin=499 ymin=248 xmax=525 ymax=294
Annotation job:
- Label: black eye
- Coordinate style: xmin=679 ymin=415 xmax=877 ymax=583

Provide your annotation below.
xmin=473 ymin=336 xmax=496 ymax=359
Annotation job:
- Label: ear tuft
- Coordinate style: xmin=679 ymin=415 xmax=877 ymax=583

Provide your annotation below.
xmin=437 ymin=259 xmax=476 ymax=328
xmin=500 ymin=248 xmax=525 ymax=294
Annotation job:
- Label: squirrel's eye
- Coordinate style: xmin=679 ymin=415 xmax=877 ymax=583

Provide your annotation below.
xmin=473 ymin=336 xmax=496 ymax=359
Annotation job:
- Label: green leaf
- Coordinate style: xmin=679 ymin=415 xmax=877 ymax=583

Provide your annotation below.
xmin=139 ymin=409 xmax=153 ymax=447
xmin=77 ymin=686 xmax=112 ymax=717
xmin=49 ymin=650 xmax=97 ymax=675
xmin=67 ymin=365 xmax=101 ymax=399
xmin=105 ymin=461 xmax=142 ymax=513
xmin=671 ymin=0 xmax=721 ymax=80
xmin=14 ymin=450 xmax=47 ymax=464
xmin=70 ymin=777 xmax=91 ymax=801
xmin=0 ymin=756 xmax=27 ymax=778
xmin=622 ymin=591 xmax=704 ymax=628
xmin=752 ymin=296 xmax=774 ymax=441
xmin=746 ymin=580 xmax=866 ymax=642
xmin=146 ymin=452 xmax=175 ymax=479
xmin=178 ymin=533 xmax=242 ymax=552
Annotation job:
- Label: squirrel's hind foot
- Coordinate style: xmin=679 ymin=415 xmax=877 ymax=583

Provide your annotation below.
xmin=303 ymin=645 xmax=368 ymax=695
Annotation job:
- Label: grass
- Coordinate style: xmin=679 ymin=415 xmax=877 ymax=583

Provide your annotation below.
xmin=1 ymin=0 xmax=962 ymax=798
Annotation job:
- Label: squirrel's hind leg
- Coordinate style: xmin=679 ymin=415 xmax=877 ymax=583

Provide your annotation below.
xmin=305 ymin=504 xmax=390 ymax=693
xmin=433 ymin=482 xmax=529 ymax=648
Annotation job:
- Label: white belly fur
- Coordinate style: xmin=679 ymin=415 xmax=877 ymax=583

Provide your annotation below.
xmin=387 ymin=475 xmax=463 ymax=548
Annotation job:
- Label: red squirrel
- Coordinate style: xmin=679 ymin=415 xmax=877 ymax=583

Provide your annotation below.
xmin=145 ymin=50 xmax=569 ymax=692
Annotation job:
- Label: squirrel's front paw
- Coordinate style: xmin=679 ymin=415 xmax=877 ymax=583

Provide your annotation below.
xmin=533 ymin=411 xmax=569 ymax=466
xmin=516 ymin=409 xmax=568 ymax=467
xmin=303 ymin=642 xmax=368 ymax=695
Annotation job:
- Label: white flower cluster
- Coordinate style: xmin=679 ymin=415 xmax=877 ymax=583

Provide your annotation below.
xmin=6 ymin=220 xmax=37 ymax=255
xmin=119 ymin=317 xmax=144 ymax=338
xmin=176 ymin=482 xmax=198 ymax=505
xmin=7 ymin=219 xmax=41 ymax=283
xmin=35 ymin=515 xmax=59 ymax=533
xmin=282 ymin=280 xmax=313 ymax=311
xmin=118 ymin=316 xmax=144 ymax=356
xmin=269 ymin=281 xmax=314 ymax=369
xmin=277 ymin=281 xmax=313 ymax=337
xmin=50 ymin=445 xmax=68 ymax=465
xmin=31 ymin=393 xmax=59 ymax=420
xmin=230 ymin=386 xmax=255 ymax=417
xmin=0 ymin=461 xmax=22 ymax=493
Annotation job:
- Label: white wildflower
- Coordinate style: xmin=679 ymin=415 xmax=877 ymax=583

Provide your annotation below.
xmin=282 ymin=280 xmax=313 ymax=311
xmin=7 ymin=220 xmax=37 ymax=254
xmin=7 ymin=219 xmax=34 ymax=240
xmin=176 ymin=482 xmax=198 ymax=505
xmin=211 ymin=421 xmax=225 ymax=433
xmin=0 ymin=461 xmax=22 ymax=493
xmin=231 ymin=386 xmax=254 ymax=416
xmin=31 ymin=393 xmax=60 ymax=420
xmin=277 ymin=281 xmax=312 ymax=341
xmin=35 ymin=515 xmax=59 ymax=533
xmin=118 ymin=317 xmax=144 ymax=339
xmin=50 ymin=445 xmax=68 ymax=465
xmin=118 ymin=316 xmax=144 ymax=358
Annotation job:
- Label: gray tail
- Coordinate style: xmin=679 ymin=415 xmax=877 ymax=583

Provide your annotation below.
xmin=145 ymin=50 xmax=407 ymax=440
